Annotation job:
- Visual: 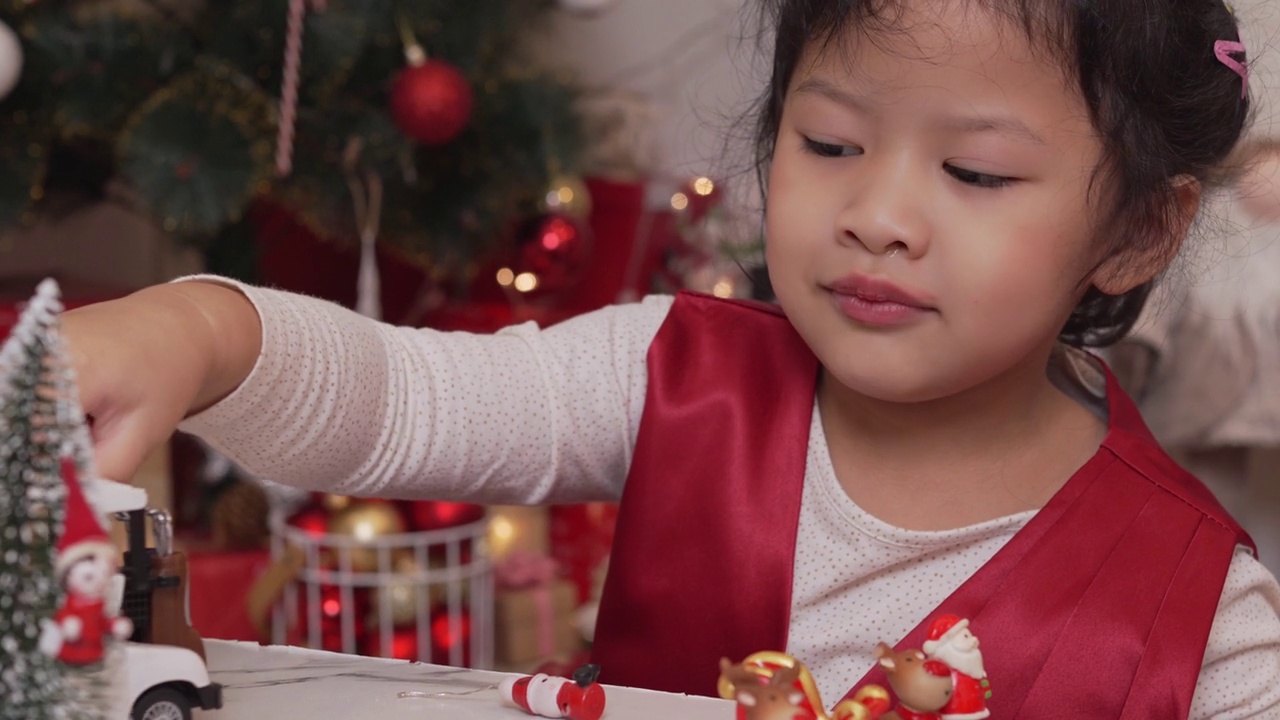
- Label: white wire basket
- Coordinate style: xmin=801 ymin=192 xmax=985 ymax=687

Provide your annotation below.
xmin=268 ymin=507 xmax=494 ymax=669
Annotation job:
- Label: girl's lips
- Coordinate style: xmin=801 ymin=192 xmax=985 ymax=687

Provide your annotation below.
xmin=825 ymin=275 xmax=936 ymax=327
xmin=826 ymin=275 xmax=934 ymax=309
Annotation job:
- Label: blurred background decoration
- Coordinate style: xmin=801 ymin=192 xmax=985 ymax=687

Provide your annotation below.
xmin=0 ymin=0 xmax=588 ymax=287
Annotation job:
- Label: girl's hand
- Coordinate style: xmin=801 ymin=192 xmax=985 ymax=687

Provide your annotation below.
xmin=60 ymin=281 xmax=261 ymax=483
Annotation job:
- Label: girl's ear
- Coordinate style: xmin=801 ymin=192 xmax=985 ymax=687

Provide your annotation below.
xmin=1091 ymin=175 xmax=1200 ymax=295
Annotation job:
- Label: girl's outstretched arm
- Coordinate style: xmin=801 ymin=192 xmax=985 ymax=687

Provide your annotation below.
xmin=62 ymin=280 xmax=262 ymax=484
xmin=177 ymin=277 xmax=672 ymax=504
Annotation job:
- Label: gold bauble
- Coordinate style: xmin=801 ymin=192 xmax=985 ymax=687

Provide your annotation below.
xmin=327 ymin=501 xmax=407 ymax=572
xmin=540 ymin=174 xmax=592 ymax=220
xmin=369 ymin=553 xmax=428 ymax=627
xmin=321 ymin=493 xmax=353 ymax=512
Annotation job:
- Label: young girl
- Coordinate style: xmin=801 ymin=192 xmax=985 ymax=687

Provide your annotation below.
xmin=59 ymin=0 xmax=1280 ymax=716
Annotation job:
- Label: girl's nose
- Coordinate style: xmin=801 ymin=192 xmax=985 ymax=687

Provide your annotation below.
xmin=835 ymin=154 xmax=931 ymax=259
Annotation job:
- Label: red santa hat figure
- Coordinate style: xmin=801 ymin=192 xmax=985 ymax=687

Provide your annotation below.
xmin=43 ymin=458 xmax=133 ymax=665
xmin=54 ymin=458 xmax=116 ymax=577
xmin=499 ymin=663 xmax=607 ymax=720
xmin=921 ymin=614 xmax=991 ymax=720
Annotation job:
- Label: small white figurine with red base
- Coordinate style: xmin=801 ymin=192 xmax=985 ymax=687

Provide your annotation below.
xmin=922 ymin=615 xmax=991 ymax=720
xmin=499 ymin=663 xmax=607 ymax=720
xmin=40 ymin=459 xmax=133 ymax=665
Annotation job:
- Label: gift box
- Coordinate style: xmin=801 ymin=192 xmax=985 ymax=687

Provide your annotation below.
xmin=494 ymin=579 xmax=581 ymax=667
xmin=493 ymin=551 xmax=582 ymax=668
xmin=180 ymin=539 xmax=273 ymax=642
xmin=550 ymin=503 xmax=618 ymax=603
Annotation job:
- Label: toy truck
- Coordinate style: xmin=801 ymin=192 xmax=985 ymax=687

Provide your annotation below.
xmin=89 ymin=478 xmax=223 ymax=720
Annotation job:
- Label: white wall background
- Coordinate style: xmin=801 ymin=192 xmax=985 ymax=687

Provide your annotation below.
xmin=539 ymin=0 xmax=766 ymax=206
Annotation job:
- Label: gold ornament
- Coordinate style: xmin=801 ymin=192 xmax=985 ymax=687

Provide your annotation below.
xmin=321 ymin=494 xmax=352 ymax=512
xmin=540 ymin=174 xmax=592 ymax=220
xmin=327 ymin=501 xmax=407 ymax=572
xmin=369 ymin=553 xmax=427 ymax=627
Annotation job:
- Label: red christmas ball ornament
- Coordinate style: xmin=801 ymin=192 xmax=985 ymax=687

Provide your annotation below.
xmin=507 ymin=213 xmax=591 ymax=300
xmin=430 ymin=606 xmax=473 ymax=666
xmin=287 ymin=505 xmax=331 ymax=539
xmin=404 ymin=501 xmax=486 ymax=532
xmin=389 ymin=59 xmax=473 ymax=146
xmin=291 ymin=584 xmax=370 ymax=653
xmin=361 ymin=627 xmax=420 ymax=661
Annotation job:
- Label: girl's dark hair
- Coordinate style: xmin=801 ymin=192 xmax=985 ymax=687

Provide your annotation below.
xmin=752 ymin=0 xmax=1251 ymax=346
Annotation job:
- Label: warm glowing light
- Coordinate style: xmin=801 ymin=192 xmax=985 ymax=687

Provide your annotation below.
xmin=692 ymin=177 xmax=715 ymax=196
xmin=489 ymin=515 xmax=515 ymax=556
xmin=353 ymin=521 xmax=376 ymax=542
xmin=514 ymin=272 xmax=539 ymax=292
xmin=496 ymin=267 xmax=515 ymax=286
xmin=712 ymin=279 xmax=735 ymax=298
xmin=670 ymin=192 xmax=689 ymax=211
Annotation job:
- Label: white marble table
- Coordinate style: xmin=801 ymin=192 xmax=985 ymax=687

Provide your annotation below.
xmin=197 ymin=640 xmax=735 ymax=720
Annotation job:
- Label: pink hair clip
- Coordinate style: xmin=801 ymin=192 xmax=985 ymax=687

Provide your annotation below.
xmin=1215 ymin=40 xmax=1248 ymax=99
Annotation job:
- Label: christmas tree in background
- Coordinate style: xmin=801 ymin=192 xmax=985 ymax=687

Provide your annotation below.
xmin=0 ymin=0 xmax=587 ymax=284
xmin=0 ymin=279 xmax=69 ymax=719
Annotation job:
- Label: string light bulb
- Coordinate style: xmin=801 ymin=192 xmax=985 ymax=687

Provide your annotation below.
xmin=513 ymin=272 xmax=539 ymax=293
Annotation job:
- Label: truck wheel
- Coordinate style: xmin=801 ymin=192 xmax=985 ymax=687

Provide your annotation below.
xmin=133 ymin=686 xmax=192 ymax=720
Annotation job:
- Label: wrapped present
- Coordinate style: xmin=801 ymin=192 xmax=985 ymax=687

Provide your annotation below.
xmin=494 ymin=550 xmax=581 ymax=668
xmin=179 ymin=538 xmax=273 ymax=642
xmin=549 ymin=503 xmax=618 ymax=603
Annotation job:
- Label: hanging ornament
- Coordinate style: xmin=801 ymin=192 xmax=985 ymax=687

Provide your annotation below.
xmin=0 ymin=19 xmax=23 ymax=102
xmin=343 ymin=138 xmax=384 ymax=320
xmin=504 ymin=213 xmax=591 ymax=301
xmin=389 ymin=25 xmax=473 ymax=146
xmin=558 ymin=0 xmax=620 ymax=14
xmin=274 ymin=0 xmax=326 ymax=177
xmin=541 ymin=174 xmax=592 ymax=220
xmin=327 ymin=500 xmax=407 ymax=572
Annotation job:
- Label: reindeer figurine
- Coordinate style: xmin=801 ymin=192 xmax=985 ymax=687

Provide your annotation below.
xmin=870 ymin=643 xmax=954 ymax=720
xmin=718 ymin=644 xmax=956 ymax=720
xmin=717 ymin=652 xmax=890 ymax=720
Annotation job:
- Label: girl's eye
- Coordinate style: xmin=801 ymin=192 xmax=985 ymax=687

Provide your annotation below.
xmin=945 ymin=164 xmax=1016 ymax=189
xmin=802 ymin=137 xmax=862 ymax=158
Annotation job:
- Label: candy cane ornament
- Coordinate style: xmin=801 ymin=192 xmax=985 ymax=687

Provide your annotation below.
xmin=275 ymin=0 xmax=326 ymax=177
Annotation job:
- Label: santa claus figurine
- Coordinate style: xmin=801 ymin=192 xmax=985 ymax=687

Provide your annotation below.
xmin=41 ymin=458 xmax=133 ymax=666
xmin=921 ymin=615 xmax=990 ymax=720
xmin=499 ymin=663 xmax=607 ymax=720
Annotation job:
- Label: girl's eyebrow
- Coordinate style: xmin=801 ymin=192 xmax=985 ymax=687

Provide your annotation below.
xmin=792 ymin=77 xmax=874 ymax=114
xmin=939 ymin=114 xmax=1046 ymax=146
xmin=793 ymin=77 xmax=1046 ymax=147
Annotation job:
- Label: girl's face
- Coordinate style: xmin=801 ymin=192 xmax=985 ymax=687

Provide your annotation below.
xmin=766 ymin=1 xmax=1137 ymax=403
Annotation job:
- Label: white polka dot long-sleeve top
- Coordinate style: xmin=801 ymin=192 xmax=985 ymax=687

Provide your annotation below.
xmin=178 ymin=278 xmax=1280 ymax=718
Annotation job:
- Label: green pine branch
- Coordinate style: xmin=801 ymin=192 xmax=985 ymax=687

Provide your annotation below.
xmin=0 ymin=0 xmax=587 ymax=282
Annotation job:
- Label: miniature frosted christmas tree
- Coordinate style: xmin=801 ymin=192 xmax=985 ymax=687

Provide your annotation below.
xmin=0 ymin=279 xmax=123 ymax=720
xmin=0 ymin=278 xmax=71 ymax=719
